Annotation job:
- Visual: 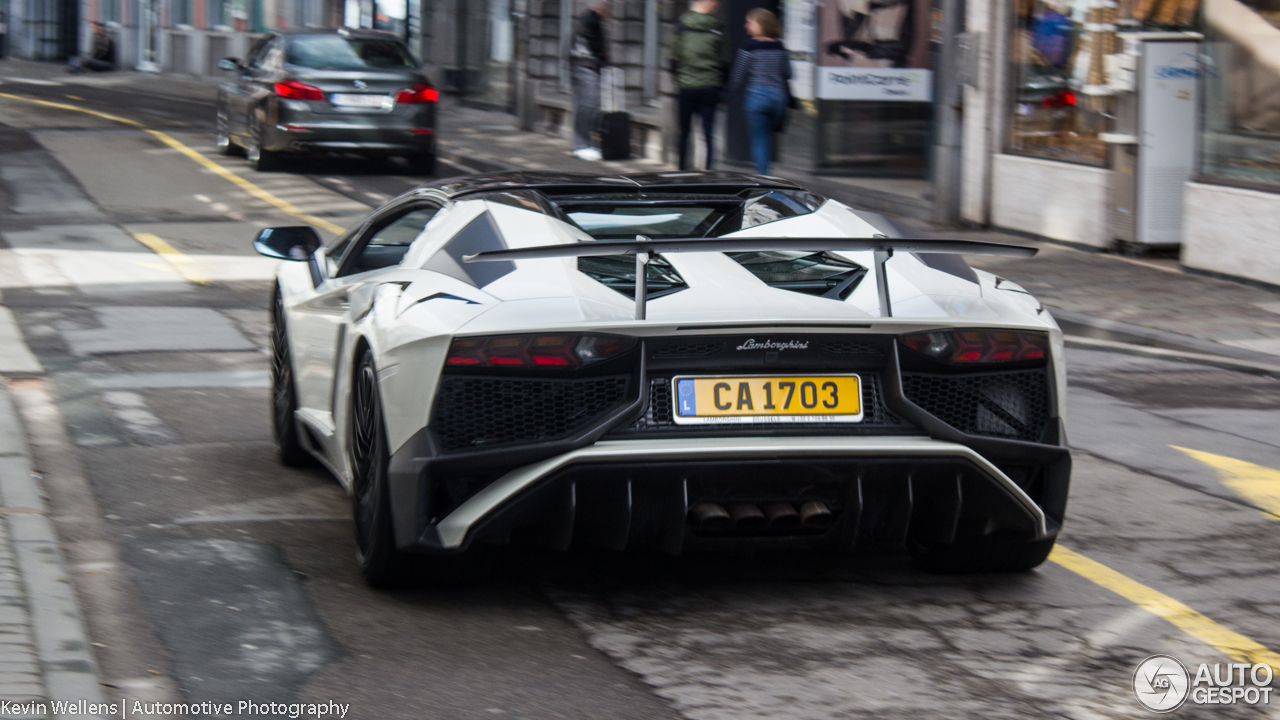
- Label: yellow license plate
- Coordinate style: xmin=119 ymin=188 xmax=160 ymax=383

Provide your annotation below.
xmin=672 ymin=375 xmax=862 ymax=424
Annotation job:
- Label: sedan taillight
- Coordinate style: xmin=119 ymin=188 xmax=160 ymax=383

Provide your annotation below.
xmin=898 ymin=330 xmax=1047 ymax=364
xmin=274 ymin=80 xmax=325 ymax=101
xmin=447 ymin=333 xmax=636 ymax=368
xmin=396 ymin=84 xmax=439 ymax=104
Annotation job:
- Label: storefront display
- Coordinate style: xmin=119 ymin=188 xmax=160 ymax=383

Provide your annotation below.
xmin=1008 ymin=0 xmax=1197 ymax=166
xmin=815 ymin=0 xmax=936 ymax=173
xmin=1199 ymin=0 xmax=1280 ymax=189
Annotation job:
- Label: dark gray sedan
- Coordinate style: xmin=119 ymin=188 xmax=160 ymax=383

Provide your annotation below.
xmin=215 ymin=28 xmax=437 ymax=173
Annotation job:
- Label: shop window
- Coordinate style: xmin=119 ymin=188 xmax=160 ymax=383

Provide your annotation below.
xmin=1007 ymin=0 xmax=1196 ymax=167
xmin=1199 ymin=0 xmax=1280 ymax=189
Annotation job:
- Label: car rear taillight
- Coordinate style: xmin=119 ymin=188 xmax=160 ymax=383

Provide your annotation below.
xmin=446 ymin=333 xmax=636 ymax=368
xmin=898 ymin=330 xmax=1047 ymax=364
xmin=396 ymin=84 xmax=438 ymax=104
xmin=274 ymin=80 xmax=325 ymax=101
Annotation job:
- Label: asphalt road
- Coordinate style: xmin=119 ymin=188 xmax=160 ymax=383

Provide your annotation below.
xmin=2 ymin=80 xmax=1280 ymax=720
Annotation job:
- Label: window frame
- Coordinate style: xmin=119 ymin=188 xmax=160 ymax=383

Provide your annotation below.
xmin=334 ymin=197 xmax=448 ymax=278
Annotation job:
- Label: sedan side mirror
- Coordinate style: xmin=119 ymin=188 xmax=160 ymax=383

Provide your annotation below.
xmin=254 ymin=226 xmax=321 ymax=261
xmin=217 ymin=57 xmax=243 ymax=73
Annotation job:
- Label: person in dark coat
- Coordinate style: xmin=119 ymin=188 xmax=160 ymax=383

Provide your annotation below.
xmin=670 ymin=0 xmax=729 ymax=170
xmin=69 ymin=22 xmax=115 ymax=72
xmin=725 ymin=9 xmax=791 ymax=176
xmin=569 ymin=1 xmax=609 ymax=161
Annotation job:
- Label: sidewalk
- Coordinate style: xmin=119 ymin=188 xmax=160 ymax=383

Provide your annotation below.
xmin=3 ymin=58 xmax=1279 ymax=364
xmin=0 ymin=380 xmax=105 ymax=718
xmin=432 ymin=99 xmax=1280 ymax=366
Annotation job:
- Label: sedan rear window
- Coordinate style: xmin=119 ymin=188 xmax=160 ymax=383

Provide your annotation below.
xmin=286 ymin=36 xmax=416 ymax=70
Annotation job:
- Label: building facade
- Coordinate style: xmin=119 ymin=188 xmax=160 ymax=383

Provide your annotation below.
xmin=15 ymin=0 xmax=1275 ymax=285
xmin=960 ymin=0 xmax=1280 ymax=286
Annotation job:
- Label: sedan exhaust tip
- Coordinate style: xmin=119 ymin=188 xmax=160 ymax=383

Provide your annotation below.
xmin=689 ymin=502 xmax=731 ymax=531
xmin=799 ymin=500 xmax=834 ymax=528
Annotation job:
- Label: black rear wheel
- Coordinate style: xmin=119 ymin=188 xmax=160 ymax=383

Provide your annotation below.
xmin=909 ymin=533 xmax=1056 ymax=574
xmin=350 ymin=350 xmax=414 ymax=587
xmin=349 ymin=349 xmax=491 ymax=588
xmin=271 ymin=287 xmax=310 ymax=467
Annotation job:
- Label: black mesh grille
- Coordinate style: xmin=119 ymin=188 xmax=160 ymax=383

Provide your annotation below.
xmin=651 ymin=342 xmax=723 ymax=358
xmin=432 ymin=375 xmax=629 ymax=452
xmin=901 ymin=370 xmax=1050 ymax=442
xmin=620 ymin=373 xmax=910 ymax=433
xmin=821 ymin=340 xmax=884 ymax=355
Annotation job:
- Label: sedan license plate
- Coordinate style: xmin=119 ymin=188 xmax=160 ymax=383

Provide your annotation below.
xmin=330 ymin=93 xmax=390 ymax=108
xmin=672 ymin=375 xmax=862 ymax=424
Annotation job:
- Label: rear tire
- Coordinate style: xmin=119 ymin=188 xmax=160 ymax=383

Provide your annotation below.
xmin=271 ymin=288 xmax=310 ymax=467
xmin=215 ymin=108 xmax=238 ymax=156
xmin=406 ymin=151 xmax=437 ymax=177
xmin=350 ymin=349 xmax=490 ymax=588
xmin=350 ymin=350 xmax=413 ymax=588
xmin=247 ymin=113 xmax=281 ymax=172
xmin=909 ymin=534 xmax=1056 ymax=574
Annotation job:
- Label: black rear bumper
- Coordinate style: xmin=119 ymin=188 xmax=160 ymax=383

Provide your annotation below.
xmin=386 ymin=335 xmax=1071 ymax=554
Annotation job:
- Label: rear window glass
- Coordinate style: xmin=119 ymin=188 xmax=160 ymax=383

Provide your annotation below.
xmin=566 ymin=207 xmax=725 ymax=239
xmin=286 ymin=36 xmax=416 ymax=70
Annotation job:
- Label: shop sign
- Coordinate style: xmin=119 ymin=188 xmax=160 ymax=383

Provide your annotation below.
xmin=817 ymin=67 xmax=932 ymax=101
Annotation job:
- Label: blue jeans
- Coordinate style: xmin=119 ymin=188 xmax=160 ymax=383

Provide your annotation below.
xmin=745 ymin=85 xmax=787 ymax=176
xmin=571 ymin=65 xmax=601 ymax=151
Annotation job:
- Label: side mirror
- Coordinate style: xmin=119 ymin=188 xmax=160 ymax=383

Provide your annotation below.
xmin=254 ymin=226 xmax=321 ymax=261
xmin=217 ymin=57 xmax=242 ymax=73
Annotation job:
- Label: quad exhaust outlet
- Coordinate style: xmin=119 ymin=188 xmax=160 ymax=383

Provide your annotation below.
xmin=689 ymin=502 xmax=731 ymax=531
xmin=688 ymin=500 xmax=834 ymax=531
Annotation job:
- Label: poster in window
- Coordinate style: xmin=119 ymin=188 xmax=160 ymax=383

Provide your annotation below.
xmin=816 ymin=0 xmax=933 ymax=101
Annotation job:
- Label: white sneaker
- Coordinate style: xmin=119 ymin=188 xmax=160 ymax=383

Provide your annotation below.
xmin=575 ymin=147 xmax=603 ymax=161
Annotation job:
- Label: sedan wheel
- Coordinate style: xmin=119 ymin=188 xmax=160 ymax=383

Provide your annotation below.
xmin=405 ymin=151 xmax=437 ymax=177
xmin=215 ymin=109 xmax=238 ymax=156
xmin=271 ymin=287 xmax=310 ymax=467
xmin=246 ymin=114 xmax=280 ymax=172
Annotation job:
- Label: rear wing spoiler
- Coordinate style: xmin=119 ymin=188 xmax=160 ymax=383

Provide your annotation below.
xmin=463 ymin=236 xmax=1037 ymax=320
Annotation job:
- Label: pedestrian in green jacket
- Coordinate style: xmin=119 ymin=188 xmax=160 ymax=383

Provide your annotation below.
xmin=670 ymin=0 xmax=729 ymax=170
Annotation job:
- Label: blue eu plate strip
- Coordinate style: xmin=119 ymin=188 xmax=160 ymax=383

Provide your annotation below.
xmin=676 ymin=379 xmax=696 ymax=417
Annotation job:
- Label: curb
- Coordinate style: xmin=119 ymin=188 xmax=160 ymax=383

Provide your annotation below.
xmin=0 ymin=386 xmax=106 ymax=716
xmin=1049 ymin=306 xmax=1280 ymax=368
xmin=435 ymin=144 xmax=511 ymax=175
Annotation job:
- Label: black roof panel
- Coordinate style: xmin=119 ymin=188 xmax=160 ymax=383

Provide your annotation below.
xmin=425 ymin=171 xmax=807 ymax=199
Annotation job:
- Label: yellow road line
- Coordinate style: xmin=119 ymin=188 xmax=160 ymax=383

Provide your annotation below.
xmin=1171 ymin=445 xmax=1280 ymax=519
xmin=0 ymin=91 xmax=144 ymax=126
xmin=1050 ymin=545 xmax=1280 ymax=667
xmin=142 ymin=129 xmax=346 ymax=234
xmin=64 ymin=94 xmax=84 ymax=101
xmin=130 ymin=233 xmax=211 ymax=285
xmin=0 ymin=91 xmax=346 ymax=235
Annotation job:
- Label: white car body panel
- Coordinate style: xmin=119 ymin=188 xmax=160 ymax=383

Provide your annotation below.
xmin=274 ymin=191 xmax=1064 ymax=493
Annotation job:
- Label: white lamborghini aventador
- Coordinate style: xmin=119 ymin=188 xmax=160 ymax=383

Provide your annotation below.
xmin=256 ymin=172 xmax=1070 ymax=587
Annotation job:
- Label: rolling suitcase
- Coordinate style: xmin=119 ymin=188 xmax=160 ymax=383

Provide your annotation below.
xmin=599 ymin=66 xmax=631 ymax=161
